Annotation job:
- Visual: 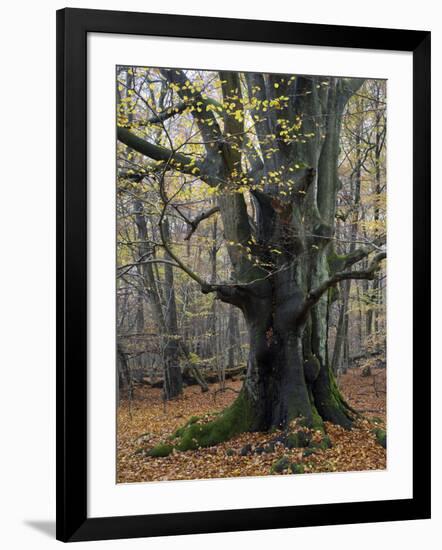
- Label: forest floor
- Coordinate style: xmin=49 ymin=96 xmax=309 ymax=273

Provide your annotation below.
xmin=117 ymin=367 xmax=386 ymax=483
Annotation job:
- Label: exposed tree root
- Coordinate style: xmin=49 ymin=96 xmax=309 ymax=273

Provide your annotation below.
xmin=146 ymin=391 xmax=253 ymax=457
xmin=312 ymin=365 xmax=357 ymax=430
xmin=145 ymin=389 xmax=338 ymax=457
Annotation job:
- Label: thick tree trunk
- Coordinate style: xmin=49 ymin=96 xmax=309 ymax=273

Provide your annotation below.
xmin=241 ymin=302 xmax=312 ymax=430
xmin=217 ymin=266 xmax=354 ymax=432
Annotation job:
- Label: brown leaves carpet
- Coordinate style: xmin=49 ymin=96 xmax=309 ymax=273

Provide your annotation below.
xmin=117 ymin=367 xmax=386 ymax=483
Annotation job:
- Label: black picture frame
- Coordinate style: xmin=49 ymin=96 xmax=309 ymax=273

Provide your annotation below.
xmin=56 ymin=7 xmax=431 ymax=542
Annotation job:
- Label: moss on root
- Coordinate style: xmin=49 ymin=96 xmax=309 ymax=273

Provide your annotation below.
xmin=290 ymin=463 xmax=305 ymax=474
xmin=168 ymin=415 xmax=200 ymax=440
xmin=147 ymin=392 xmax=254 ymax=457
xmin=310 ymin=403 xmax=326 ymax=432
xmin=313 ymin=366 xmax=356 ymax=430
xmin=300 ymin=391 xmax=325 ymax=433
xmin=302 ymin=448 xmax=317 ymax=457
xmin=270 ymin=456 xmax=290 ymax=474
xmin=373 ymin=428 xmax=387 ymax=448
xmin=146 ymin=443 xmax=174 ymax=457
xmin=285 ymin=431 xmax=311 ymax=449
xmin=308 ymin=434 xmax=332 ymax=451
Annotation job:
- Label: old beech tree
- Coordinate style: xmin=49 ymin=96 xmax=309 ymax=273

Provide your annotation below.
xmin=117 ymin=68 xmax=386 ymax=453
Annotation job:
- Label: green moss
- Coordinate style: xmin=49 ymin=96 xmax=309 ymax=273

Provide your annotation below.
xmin=176 ymin=394 xmax=252 ymax=451
xmin=373 ymin=428 xmax=387 ymax=448
xmin=328 ymin=284 xmax=340 ymax=303
xmin=285 ymin=433 xmax=299 ymax=449
xmin=302 ymin=391 xmax=325 ymax=433
xmin=169 ymin=415 xmax=200 ymax=440
xmin=290 ymin=463 xmax=305 ymax=474
xmin=297 ymin=417 xmax=307 ymax=428
xmin=285 ymin=431 xmax=311 ymax=449
xmin=314 ymin=366 xmax=355 ymax=430
xmin=327 ymin=250 xmax=347 ymax=273
xmin=146 ymin=443 xmax=174 ymax=457
xmin=271 ymin=456 xmax=290 ymax=474
xmin=310 ymin=403 xmax=325 ymax=433
xmin=149 ymin=392 xmax=254 ymax=456
xmin=302 ymin=448 xmax=317 ymax=457
xmin=309 ymin=435 xmax=332 ymax=451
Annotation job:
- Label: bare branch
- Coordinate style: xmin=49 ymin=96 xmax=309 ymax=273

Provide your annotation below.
xmin=182 ymin=206 xmax=220 ymax=240
xmin=305 ymin=252 xmax=386 ymax=310
xmin=337 ymin=235 xmax=386 ymax=270
xmin=117 ymin=257 xmax=180 ymax=279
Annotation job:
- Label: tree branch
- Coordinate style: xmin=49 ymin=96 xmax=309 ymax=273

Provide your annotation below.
xmin=117 ymin=257 xmax=180 ymax=279
xmin=340 ymin=77 xmax=366 ymax=101
xmin=337 ymin=235 xmax=386 ymax=270
xmin=305 ymin=252 xmax=386 ymax=309
xmin=181 ymin=206 xmax=220 ymax=240
xmin=146 ymin=96 xmax=224 ymax=125
xmin=117 ymin=127 xmax=202 ymax=177
xmin=160 ymin=69 xmax=222 ymax=153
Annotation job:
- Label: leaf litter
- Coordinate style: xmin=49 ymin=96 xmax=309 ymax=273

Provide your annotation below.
xmin=117 ymin=367 xmax=386 ymax=483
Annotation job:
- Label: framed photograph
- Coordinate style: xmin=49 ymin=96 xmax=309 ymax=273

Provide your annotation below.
xmin=56 ymin=7 xmax=431 ymax=542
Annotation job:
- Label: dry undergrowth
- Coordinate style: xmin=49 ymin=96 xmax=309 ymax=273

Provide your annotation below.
xmin=117 ymin=367 xmax=386 ymax=483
